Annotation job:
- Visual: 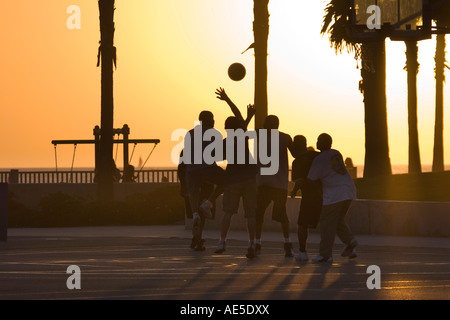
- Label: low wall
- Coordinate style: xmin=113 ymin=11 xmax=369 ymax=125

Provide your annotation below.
xmin=346 ymin=199 xmax=450 ymax=237
xmin=0 ymin=183 xmax=7 ymax=241
xmin=6 ymin=183 xmax=450 ymax=237
xmin=7 ymin=183 xmax=177 ymax=209
xmin=188 ymin=196 xmax=450 ymax=238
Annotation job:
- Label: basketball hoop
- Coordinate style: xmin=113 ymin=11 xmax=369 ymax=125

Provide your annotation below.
xmin=349 ymin=0 xmax=450 ymax=43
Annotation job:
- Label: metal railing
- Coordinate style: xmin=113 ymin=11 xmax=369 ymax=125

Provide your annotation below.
xmin=0 ymin=169 xmax=179 ymax=184
xmin=0 ymin=167 xmax=358 ymax=184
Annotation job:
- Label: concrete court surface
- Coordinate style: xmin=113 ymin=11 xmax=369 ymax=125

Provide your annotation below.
xmin=0 ymin=225 xmax=449 ymax=305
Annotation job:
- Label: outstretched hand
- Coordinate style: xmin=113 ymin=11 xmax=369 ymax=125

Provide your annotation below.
xmin=247 ymin=104 xmax=256 ymax=119
xmin=215 ymin=87 xmax=229 ymax=101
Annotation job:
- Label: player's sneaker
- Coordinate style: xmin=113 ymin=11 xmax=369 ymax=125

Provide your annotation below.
xmin=295 ymin=251 xmax=309 ymax=262
xmin=194 ymin=238 xmax=205 ymax=251
xmin=284 ymin=242 xmax=294 ymax=257
xmin=246 ymin=246 xmax=256 ymax=259
xmin=199 ymin=200 xmax=213 ymax=219
xmin=214 ymin=242 xmax=226 ymax=254
xmin=312 ymin=255 xmax=333 ymax=263
xmin=341 ymin=239 xmax=358 ymax=259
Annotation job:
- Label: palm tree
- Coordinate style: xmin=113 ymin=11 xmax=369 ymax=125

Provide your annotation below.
xmin=432 ymin=32 xmax=447 ymax=172
xmin=97 ymin=0 xmax=116 ymax=201
xmin=431 ymin=1 xmax=450 ymax=172
xmin=404 ymin=40 xmax=422 ymax=173
xmin=321 ymin=0 xmax=392 ymax=178
xmin=253 ymin=0 xmax=270 ymax=129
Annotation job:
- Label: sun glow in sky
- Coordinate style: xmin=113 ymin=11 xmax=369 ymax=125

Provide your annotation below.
xmin=0 ymin=0 xmax=448 ymax=172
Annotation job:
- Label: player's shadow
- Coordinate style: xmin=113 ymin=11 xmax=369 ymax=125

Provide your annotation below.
xmin=265 ymin=262 xmax=302 ymax=300
xmin=296 ymin=258 xmax=360 ymax=300
xmin=197 ymin=241 xmax=278 ymax=299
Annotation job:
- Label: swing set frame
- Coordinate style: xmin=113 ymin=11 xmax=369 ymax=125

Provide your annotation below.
xmin=52 ymin=124 xmax=160 ymax=182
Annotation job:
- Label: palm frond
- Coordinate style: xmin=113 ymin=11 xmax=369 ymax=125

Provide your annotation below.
xmin=321 ymin=0 xmax=356 ymax=54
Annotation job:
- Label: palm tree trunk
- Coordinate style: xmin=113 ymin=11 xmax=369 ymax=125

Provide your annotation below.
xmin=253 ymin=0 xmax=269 ymax=129
xmin=97 ymin=0 xmax=115 ymax=201
xmin=405 ymin=40 xmax=422 ymax=173
xmin=432 ymin=34 xmax=446 ymax=172
xmin=360 ymin=40 xmax=392 ymax=178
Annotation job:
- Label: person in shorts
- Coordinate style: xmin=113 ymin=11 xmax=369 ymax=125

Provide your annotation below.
xmin=255 ymin=115 xmax=295 ymax=257
xmin=214 ymin=88 xmax=258 ymax=259
xmin=290 ymin=135 xmax=322 ymax=261
xmin=178 ymin=149 xmax=215 ymax=250
xmin=183 ymin=111 xmax=225 ymax=251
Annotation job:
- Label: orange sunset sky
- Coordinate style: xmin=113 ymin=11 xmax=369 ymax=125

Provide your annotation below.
xmin=0 ymin=0 xmax=448 ymax=173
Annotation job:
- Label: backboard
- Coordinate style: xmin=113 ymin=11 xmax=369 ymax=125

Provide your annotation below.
xmin=350 ymin=0 xmax=431 ymax=42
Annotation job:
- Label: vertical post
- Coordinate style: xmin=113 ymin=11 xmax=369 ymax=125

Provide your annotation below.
xmin=405 ymin=40 xmax=421 ymax=174
xmin=397 ymin=0 xmax=400 ymax=25
xmin=0 ymin=183 xmax=7 ymax=242
xmin=433 ymin=32 xmax=446 ymax=172
xmin=422 ymin=1 xmax=432 ymax=37
xmin=93 ymin=125 xmax=101 ymax=175
xmin=253 ymin=0 xmax=269 ymax=129
xmin=122 ymin=124 xmax=130 ymax=170
xmin=97 ymin=0 xmax=116 ymax=201
xmin=350 ymin=0 xmax=354 ymax=25
xmin=9 ymin=169 xmax=19 ymax=184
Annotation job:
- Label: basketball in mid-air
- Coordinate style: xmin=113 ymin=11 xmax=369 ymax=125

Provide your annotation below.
xmin=228 ymin=63 xmax=246 ymax=81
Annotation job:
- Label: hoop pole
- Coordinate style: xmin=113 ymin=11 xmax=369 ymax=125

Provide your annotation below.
xmin=54 ymin=144 xmax=59 ymax=183
xmin=70 ymin=144 xmax=77 ymax=183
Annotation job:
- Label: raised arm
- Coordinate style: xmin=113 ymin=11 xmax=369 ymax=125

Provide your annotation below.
xmin=215 ymin=87 xmax=244 ymax=120
xmin=244 ymin=104 xmax=256 ymax=129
